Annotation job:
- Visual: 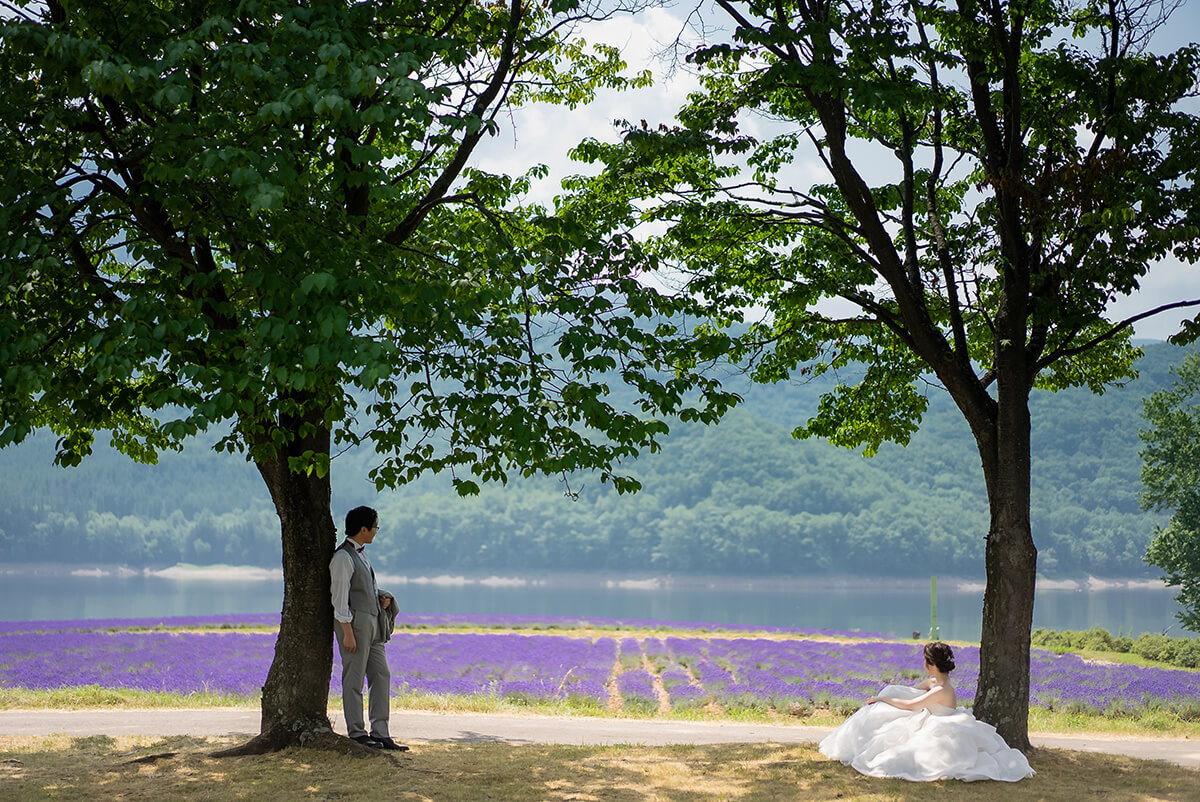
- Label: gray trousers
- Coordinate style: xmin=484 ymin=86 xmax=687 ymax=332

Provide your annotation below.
xmin=335 ymin=610 xmax=390 ymax=739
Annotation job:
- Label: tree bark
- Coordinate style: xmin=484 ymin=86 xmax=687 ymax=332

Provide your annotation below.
xmin=212 ymin=412 xmax=361 ymax=756
xmin=971 ymin=352 xmax=1037 ymax=751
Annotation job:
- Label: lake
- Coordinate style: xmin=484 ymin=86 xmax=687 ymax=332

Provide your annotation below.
xmin=1 ymin=565 xmax=1188 ymax=640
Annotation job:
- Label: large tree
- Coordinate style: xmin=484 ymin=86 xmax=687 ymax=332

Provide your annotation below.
xmin=566 ymin=0 xmax=1200 ymax=747
xmin=1140 ymin=350 xmax=1200 ymax=633
xmin=0 ymin=0 xmax=733 ymax=753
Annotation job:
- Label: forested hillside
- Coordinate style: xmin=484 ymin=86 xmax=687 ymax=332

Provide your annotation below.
xmin=1 ymin=342 xmax=1192 ymax=577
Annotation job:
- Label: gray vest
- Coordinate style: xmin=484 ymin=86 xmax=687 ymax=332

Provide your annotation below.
xmin=338 ymin=540 xmax=381 ymax=617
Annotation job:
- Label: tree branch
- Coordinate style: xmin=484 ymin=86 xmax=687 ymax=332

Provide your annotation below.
xmin=1036 ymin=298 xmax=1200 ymax=370
xmin=714 ymin=0 xmax=792 ymax=62
xmin=385 ymin=0 xmax=525 ymax=247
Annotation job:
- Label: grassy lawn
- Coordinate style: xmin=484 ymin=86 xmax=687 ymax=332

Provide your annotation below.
xmin=5 ymin=685 xmax=1200 ymax=740
xmin=1 ymin=734 xmax=1197 ymax=801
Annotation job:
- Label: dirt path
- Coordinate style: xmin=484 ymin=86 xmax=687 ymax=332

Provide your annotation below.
xmin=1 ymin=709 xmax=1196 ymax=769
xmin=605 ymin=649 xmax=624 ymax=713
xmin=641 ymin=652 xmax=672 ymax=715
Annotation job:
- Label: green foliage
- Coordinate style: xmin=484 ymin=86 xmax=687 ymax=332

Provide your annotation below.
xmin=0 ymin=6 xmax=740 ymax=739
xmin=3 ymin=342 xmax=1190 ymax=578
xmin=1031 ymin=626 xmax=1200 ymax=669
xmin=562 ymin=0 xmax=1200 ymax=740
xmin=0 ymin=1 xmax=735 ymax=505
xmin=566 ymin=1 xmax=1200 ymax=457
xmin=1140 ymin=352 xmax=1200 ymax=632
xmin=1031 ymin=627 xmax=1117 ymax=653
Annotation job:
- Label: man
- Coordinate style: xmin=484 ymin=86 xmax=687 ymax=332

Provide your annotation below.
xmin=330 ymin=505 xmax=407 ymax=751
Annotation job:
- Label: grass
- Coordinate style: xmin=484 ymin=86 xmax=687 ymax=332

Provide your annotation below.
xmin=6 ymin=685 xmax=1200 ymax=740
xmin=0 ymin=686 xmax=257 ymax=710
xmin=1 ymin=734 xmax=1196 ymax=801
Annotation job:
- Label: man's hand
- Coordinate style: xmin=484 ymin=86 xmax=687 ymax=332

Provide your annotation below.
xmin=341 ymin=622 xmax=357 ymax=654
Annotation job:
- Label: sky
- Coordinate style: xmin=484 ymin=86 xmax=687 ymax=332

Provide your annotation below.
xmin=472 ymin=1 xmax=1200 ymax=341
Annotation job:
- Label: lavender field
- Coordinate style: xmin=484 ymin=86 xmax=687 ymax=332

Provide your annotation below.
xmin=2 ymin=613 xmax=1198 ymax=720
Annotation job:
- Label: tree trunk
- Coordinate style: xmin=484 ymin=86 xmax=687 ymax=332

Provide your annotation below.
xmin=213 ymin=413 xmax=360 ymax=756
xmin=972 ymin=363 xmax=1037 ymax=751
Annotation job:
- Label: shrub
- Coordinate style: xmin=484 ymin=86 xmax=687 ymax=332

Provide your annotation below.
xmin=1133 ymin=633 xmax=1171 ymax=663
xmin=1033 ymin=627 xmax=1200 ymax=669
xmin=1080 ymin=627 xmax=1115 ymax=652
xmin=1031 ymin=627 xmax=1069 ymax=650
xmin=1164 ymin=639 xmax=1200 ymax=669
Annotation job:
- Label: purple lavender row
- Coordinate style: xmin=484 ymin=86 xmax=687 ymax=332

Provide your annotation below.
xmin=616 ymin=671 xmax=658 ymax=705
xmin=0 ymin=612 xmax=885 ymax=639
xmin=0 ymin=614 xmax=282 ymax=635
xmin=374 ymin=632 xmax=615 ymax=703
xmin=0 ymin=631 xmax=271 ymax=696
xmin=644 ymin=637 xmax=710 ymax=710
xmin=3 ymin=630 xmax=1198 ymax=716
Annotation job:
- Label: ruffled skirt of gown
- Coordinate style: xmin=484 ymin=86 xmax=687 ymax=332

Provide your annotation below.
xmin=818 ymin=685 xmax=1035 ymax=782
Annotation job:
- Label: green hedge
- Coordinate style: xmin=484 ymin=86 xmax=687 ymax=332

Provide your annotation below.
xmin=1031 ymin=627 xmax=1200 ymax=669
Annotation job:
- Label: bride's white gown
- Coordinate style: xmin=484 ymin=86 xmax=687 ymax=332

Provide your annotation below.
xmin=819 ymin=685 xmax=1035 ymax=782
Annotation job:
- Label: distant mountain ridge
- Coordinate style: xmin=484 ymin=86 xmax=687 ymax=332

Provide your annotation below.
xmin=1 ymin=341 xmax=1193 ymax=578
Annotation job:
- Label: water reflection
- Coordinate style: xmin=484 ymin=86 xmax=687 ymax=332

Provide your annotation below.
xmin=1 ymin=568 xmax=1187 ymax=639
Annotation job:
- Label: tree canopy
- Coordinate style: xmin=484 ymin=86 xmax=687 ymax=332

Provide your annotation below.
xmin=0 ymin=0 xmax=735 ymax=752
xmin=1141 ymin=350 xmax=1200 ymax=632
xmin=563 ymin=0 xmax=1200 ymax=747
xmin=0 ymin=0 xmax=728 ymax=488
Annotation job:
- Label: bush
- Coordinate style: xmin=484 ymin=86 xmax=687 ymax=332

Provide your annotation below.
xmin=1133 ymin=633 xmax=1171 ymax=662
xmin=1079 ymin=627 xmax=1115 ymax=652
xmin=1030 ymin=626 xmax=1115 ymax=652
xmin=1034 ymin=627 xmax=1200 ymax=670
xmin=1031 ymin=627 xmax=1070 ymax=650
xmin=1164 ymin=639 xmax=1200 ymax=669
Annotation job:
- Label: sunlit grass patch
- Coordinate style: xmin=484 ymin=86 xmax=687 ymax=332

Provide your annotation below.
xmin=1 ymin=735 xmax=1198 ymax=801
xmin=0 ymin=685 xmax=257 ymax=710
xmin=1027 ymin=706 xmax=1200 ymax=737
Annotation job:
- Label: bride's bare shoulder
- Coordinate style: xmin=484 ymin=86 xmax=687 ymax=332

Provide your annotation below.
xmin=927 ymin=681 xmax=956 ymax=707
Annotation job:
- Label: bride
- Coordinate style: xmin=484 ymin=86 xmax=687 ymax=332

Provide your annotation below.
xmin=818 ymin=642 xmax=1035 ymax=782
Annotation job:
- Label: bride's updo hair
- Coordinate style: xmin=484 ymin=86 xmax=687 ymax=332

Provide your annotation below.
xmin=924 ymin=641 xmax=956 ymax=673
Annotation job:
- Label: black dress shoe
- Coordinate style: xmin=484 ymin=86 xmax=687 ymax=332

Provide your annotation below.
xmin=351 ymin=735 xmax=382 ymax=748
xmin=373 ymin=736 xmax=409 ymax=752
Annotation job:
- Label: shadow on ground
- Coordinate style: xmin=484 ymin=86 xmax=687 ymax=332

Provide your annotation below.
xmin=1 ymin=735 xmax=1196 ymax=800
